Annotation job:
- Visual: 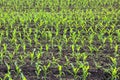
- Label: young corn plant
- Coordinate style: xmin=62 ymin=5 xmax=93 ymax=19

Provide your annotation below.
xmin=4 ymin=72 xmax=13 ymax=80
xmin=7 ymin=52 xmax=15 ymax=64
xmin=48 ymin=31 xmax=54 ymax=48
xmin=51 ymin=56 xmax=60 ymax=66
xmin=39 ymin=45 xmax=43 ymax=54
xmin=82 ymin=53 xmax=88 ymax=63
xmin=35 ymin=61 xmax=42 ymax=79
xmin=109 ymin=67 xmax=119 ymax=80
xmin=26 ymin=33 xmax=32 ymax=47
xmin=41 ymin=63 xmax=51 ymax=80
xmin=94 ymin=56 xmax=102 ymax=68
xmin=58 ymin=64 xmax=64 ymax=79
xmin=30 ymin=49 xmax=35 ymax=65
xmin=18 ymin=54 xmax=26 ymax=65
xmin=33 ymin=13 xmax=39 ymax=25
xmin=81 ymin=64 xmax=90 ymax=80
xmin=71 ymin=44 xmax=75 ymax=56
xmin=41 ymin=30 xmax=47 ymax=40
xmin=19 ymin=15 xmax=25 ymax=26
xmin=45 ymin=44 xmax=49 ymax=52
xmin=5 ymin=61 xmax=11 ymax=73
xmin=21 ymin=73 xmax=27 ymax=80
xmin=108 ymin=35 xmax=113 ymax=48
xmin=116 ymin=30 xmax=120 ymax=41
xmin=8 ymin=18 xmax=15 ymax=29
xmin=75 ymin=53 xmax=82 ymax=62
xmin=87 ymin=45 xmax=94 ymax=53
xmin=68 ymin=63 xmax=80 ymax=79
xmin=51 ymin=38 xmax=54 ymax=48
xmin=109 ymin=57 xmax=119 ymax=80
xmin=34 ymin=33 xmax=38 ymax=46
xmin=63 ymin=34 xmax=69 ymax=46
xmin=0 ymin=32 xmax=3 ymax=45
xmin=80 ymin=38 xmax=85 ymax=47
xmin=114 ymin=44 xmax=119 ymax=55
xmin=36 ymin=51 xmax=42 ymax=60
xmin=72 ymin=34 xmax=78 ymax=45
xmin=14 ymin=62 xmax=22 ymax=76
xmin=48 ymin=31 xmax=52 ymax=41
xmin=101 ymin=37 xmax=107 ymax=44
xmin=28 ymin=28 xmax=32 ymax=35
xmin=104 ymin=57 xmax=119 ymax=80
xmin=58 ymin=44 xmax=62 ymax=57
xmin=22 ymin=43 xmax=26 ymax=53
xmin=76 ymin=45 xmax=81 ymax=52
xmin=4 ymin=62 xmax=13 ymax=80
xmin=97 ymin=32 xmax=104 ymax=44
xmin=5 ymin=28 xmax=9 ymax=38
xmin=55 ymin=23 xmax=60 ymax=36
xmin=11 ymin=28 xmax=17 ymax=43
xmin=64 ymin=56 xmax=70 ymax=66
xmin=3 ymin=43 xmax=7 ymax=53
xmin=0 ymin=51 xmax=4 ymax=64
xmin=88 ymin=33 xmax=94 ymax=44
xmin=76 ymin=53 xmax=89 ymax=80
xmin=14 ymin=44 xmax=20 ymax=53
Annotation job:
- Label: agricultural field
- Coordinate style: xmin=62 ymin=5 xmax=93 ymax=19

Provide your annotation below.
xmin=0 ymin=0 xmax=120 ymax=80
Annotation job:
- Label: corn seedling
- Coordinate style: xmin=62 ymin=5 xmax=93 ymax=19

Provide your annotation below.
xmin=21 ymin=73 xmax=27 ymax=80
xmin=30 ymin=49 xmax=35 ymax=65
xmin=58 ymin=64 xmax=64 ymax=79
xmin=3 ymin=43 xmax=7 ymax=52
xmin=64 ymin=56 xmax=70 ymax=66
xmin=35 ymin=62 xmax=42 ymax=79
xmin=109 ymin=36 xmax=113 ymax=48
xmin=0 ymin=51 xmax=4 ymax=64
xmin=51 ymin=56 xmax=59 ymax=66
xmin=4 ymin=61 xmax=12 ymax=80
xmin=76 ymin=45 xmax=81 ymax=52
xmin=22 ymin=43 xmax=26 ymax=52
xmin=104 ymin=57 xmax=119 ymax=80
xmin=71 ymin=44 xmax=75 ymax=56
xmin=34 ymin=33 xmax=38 ymax=45
xmin=14 ymin=62 xmax=22 ymax=76
xmin=58 ymin=44 xmax=62 ymax=57
xmin=41 ymin=63 xmax=51 ymax=80
xmin=0 ymin=32 xmax=3 ymax=44
xmin=45 ymin=44 xmax=49 ymax=52
xmin=36 ymin=51 xmax=42 ymax=60
xmin=18 ymin=54 xmax=26 ymax=65
xmin=4 ymin=72 xmax=13 ymax=80
xmin=114 ymin=44 xmax=119 ymax=54
xmin=7 ymin=52 xmax=15 ymax=63
xmin=82 ymin=64 xmax=90 ymax=80
xmin=14 ymin=44 xmax=20 ymax=53
xmin=68 ymin=63 xmax=80 ymax=79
